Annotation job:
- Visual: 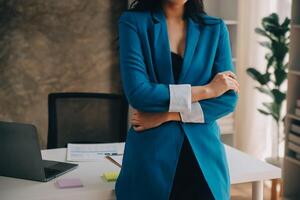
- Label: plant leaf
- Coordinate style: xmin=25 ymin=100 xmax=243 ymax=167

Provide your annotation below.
xmin=271 ymin=89 xmax=286 ymax=104
xmin=262 ymin=13 xmax=281 ymax=37
xmin=246 ymin=68 xmax=270 ymax=85
xmin=263 ymin=13 xmax=279 ymax=26
xmin=258 ymin=108 xmax=271 ymax=116
xmin=255 ymin=86 xmax=273 ymax=98
xmin=262 ymin=102 xmax=280 ymax=121
xmin=281 ymin=17 xmax=291 ymax=28
xmin=274 ymin=68 xmax=287 ymax=86
xmin=267 ymin=56 xmax=274 ymax=70
xmin=255 ymin=28 xmax=271 ymax=39
xmin=273 ymin=41 xmax=289 ymax=64
xmin=259 ymin=41 xmax=272 ymax=49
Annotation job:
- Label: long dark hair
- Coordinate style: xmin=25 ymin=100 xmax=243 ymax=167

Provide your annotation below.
xmin=128 ymin=0 xmax=206 ymax=23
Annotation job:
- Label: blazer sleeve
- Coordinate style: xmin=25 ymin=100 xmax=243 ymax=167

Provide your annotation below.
xmin=118 ymin=12 xmax=192 ymax=113
xmin=180 ymin=20 xmax=238 ymax=123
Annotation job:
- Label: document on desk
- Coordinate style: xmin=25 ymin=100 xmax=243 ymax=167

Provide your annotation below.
xmin=67 ymin=143 xmax=123 ymax=161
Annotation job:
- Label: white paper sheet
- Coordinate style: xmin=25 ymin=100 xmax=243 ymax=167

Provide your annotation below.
xmin=67 ymin=143 xmax=123 ymax=161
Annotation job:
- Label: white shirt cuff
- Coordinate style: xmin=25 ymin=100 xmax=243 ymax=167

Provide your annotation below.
xmin=180 ymin=102 xmax=205 ymax=123
xmin=168 ymin=84 xmax=192 ymax=112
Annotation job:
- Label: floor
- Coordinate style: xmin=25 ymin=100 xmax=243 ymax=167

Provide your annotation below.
xmin=231 ymin=181 xmax=274 ymax=200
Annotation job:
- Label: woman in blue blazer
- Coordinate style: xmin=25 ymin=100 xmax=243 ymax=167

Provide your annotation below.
xmin=116 ymin=0 xmax=239 ymax=199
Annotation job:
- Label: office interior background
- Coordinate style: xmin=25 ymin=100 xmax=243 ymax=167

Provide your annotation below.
xmin=0 ymin=0 xmax=299 ymax=199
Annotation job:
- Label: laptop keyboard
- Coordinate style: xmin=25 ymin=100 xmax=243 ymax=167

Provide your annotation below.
xmin=44 ymin=167 xmax=61 ymax=178
xmin=43 ymin=162 xmax=77 ymax=179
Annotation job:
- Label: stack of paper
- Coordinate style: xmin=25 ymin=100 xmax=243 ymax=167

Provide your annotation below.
xmin=67 ymin=143 xmax=123 ymax=161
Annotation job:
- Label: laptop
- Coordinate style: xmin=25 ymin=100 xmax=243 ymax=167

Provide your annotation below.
xmin=0 ymin=121 xmax=78 ymax=182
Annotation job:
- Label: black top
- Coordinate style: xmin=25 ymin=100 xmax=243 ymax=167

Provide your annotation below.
xmin=171 ymin=52 xmax=183 ymax=83
xmin=169 ymin=51 xmax=215 ymax=199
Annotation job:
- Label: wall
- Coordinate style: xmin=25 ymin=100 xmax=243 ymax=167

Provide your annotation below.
xmin=0 ymin=0 xmax=127 ymax=148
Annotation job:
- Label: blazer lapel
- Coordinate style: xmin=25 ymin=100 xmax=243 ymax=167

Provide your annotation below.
xmin=178 ymin=18 xmax=201 ymax=84
xmin=150 ymin=9 xmax=201 ymax=84
xmin=150 ymin=9 xmax=175 ymax=84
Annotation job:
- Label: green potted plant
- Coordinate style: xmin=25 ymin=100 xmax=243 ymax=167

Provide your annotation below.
xmin=246 ymin=13 xmax=290 ymax=161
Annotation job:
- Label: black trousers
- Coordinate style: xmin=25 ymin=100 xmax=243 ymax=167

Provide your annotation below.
xmin=169 ymin=135 xmax=215 ymax=200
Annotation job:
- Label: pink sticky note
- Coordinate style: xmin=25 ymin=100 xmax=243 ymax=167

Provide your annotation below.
xmin=55 ymin=178 xmax=83 ymax=189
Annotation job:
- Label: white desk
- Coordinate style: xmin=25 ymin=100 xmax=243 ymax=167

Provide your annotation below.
xmin=0 ymin=143 xmax=281 ymax=200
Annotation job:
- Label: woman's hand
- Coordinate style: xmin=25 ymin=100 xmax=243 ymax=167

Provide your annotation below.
xmin=131 ymin=109 xmax=180 ymax=132
xmin=205 ymin=71 xmax=239 ymax=98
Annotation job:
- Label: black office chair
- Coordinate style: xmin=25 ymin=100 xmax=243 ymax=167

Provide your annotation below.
xmin=47 ymin=93 xmax=128 ymax=149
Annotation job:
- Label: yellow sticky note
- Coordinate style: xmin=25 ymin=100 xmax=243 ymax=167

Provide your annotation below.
xmin=103 ymin=171 xmax=119 ymax=182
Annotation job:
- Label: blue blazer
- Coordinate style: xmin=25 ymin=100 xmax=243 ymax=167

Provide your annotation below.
xmin=116 ymin=8 xmax=238 ymax=200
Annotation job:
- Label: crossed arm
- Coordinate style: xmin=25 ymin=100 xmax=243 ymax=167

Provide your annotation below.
xmin=118 ymin=13 xmax=239 ymax=132
xmin=131 ymin=71 xmax=239 ymax=131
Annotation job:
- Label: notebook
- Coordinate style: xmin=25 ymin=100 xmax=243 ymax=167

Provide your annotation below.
xmin=55 ymin=178 xmax=83 ymax=188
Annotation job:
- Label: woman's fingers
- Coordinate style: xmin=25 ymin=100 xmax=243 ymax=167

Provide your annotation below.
xmin=131 ymin=110 xmax=141 ymax=121
xmin=131 ymin=110 xmax=145 ymax=130
xmin=227 ymin=76 xmax=240 ymax=87
xmin=131 ymin=115 xmax=144 ymax=130
xmin=131 ymin=120 xmax=138 ymax=125
xmin=229 ymin=81 xmax=239 ymax=93
xmin=132 ymin=110 xmax=138 ymax=115
xmin=225 ymin=71 xmax=237 ymax=79
xmin=133 ymin=125 xmax=145 ymax=131
xmin=131 ymin=114 xmax=140 ymax=122
xmin=131 ymin=118 xmax=141 ymax=126
xmin=208 ymin=71 xmax=239 ymax=98
xmin=221 ymin=71 xmax=237 ymax=80
xmin=227 ymin=76 xmax=240 ymax=93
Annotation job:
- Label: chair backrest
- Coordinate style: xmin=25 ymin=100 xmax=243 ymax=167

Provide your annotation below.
xmin=47 ymin=93 xmax=128 ymax=149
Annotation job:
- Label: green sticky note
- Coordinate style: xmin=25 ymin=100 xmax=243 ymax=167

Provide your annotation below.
xmin=103 ymin=171 xmax=119 ymax=182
